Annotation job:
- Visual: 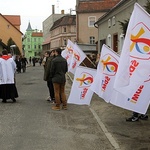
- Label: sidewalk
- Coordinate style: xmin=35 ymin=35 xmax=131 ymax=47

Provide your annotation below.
xmin=67 ymin=72 xmax=150 ymax=150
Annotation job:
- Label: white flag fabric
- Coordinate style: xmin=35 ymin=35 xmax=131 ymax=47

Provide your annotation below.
xmin=114 ymin=3 xmax=150 ymax=98
xmin=69 ymin=44 xmax=86 ymax=74
xmin=90 ymin=44 xmax=119 ymax=103
xmin=61 ymin=39 xmax=74 ymax=72
xmin=67 ymin=66 xmax=96 ymax=105
xmin=110 ymin=79 xmax=150 ymax=114
xmin=90 ymin=44 xmax=150 ymax=114
xmin=62 ymin=39 xmax=86 ymax=74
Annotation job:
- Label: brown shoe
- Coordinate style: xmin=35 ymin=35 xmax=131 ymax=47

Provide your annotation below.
xmin=52 ymin=106 xmax=60 ymax=111
xmin=62 ymin=105 xmax=67 ymax=110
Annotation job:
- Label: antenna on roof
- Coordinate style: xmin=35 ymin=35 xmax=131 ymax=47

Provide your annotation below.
xmin=56 ymin=0 xmax=59 ymax=13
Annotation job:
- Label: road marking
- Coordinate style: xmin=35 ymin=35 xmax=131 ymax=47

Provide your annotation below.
xmin=67 ymin=73 xmax=120 ymax=150
xmin=90 ymin=108 xmax=121 ymax=150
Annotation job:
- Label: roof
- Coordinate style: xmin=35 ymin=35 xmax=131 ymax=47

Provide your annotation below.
xmin=26 ymin=22 xmax=33 ymax=31
xmin=42 ymin=37 xmax=51 ymax=45
xmin=76 ymin=0 xmax=121 ymax=13
xmin=0 ymin=14 xmax=23 ymax=35
xmin=3 ymin=15 xmax=21 ymax=26
xmin=32 ymin=32 xmax=43 ymax=37
xmin=50 ymin=15 xmax=76 ymax=31
xmin=95 ymin=0 xmax=127 ymax=24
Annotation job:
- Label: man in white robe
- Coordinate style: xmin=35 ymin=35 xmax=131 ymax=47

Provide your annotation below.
xmin=0 ymin=49 xmax=18 ymax=103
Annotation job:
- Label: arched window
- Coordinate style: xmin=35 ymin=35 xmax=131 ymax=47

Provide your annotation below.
xmin=108 ymin=19 xmax=111 ymax=28
xmin=112 ymin=16 xmax=116 ymax=26
xmin=119 ymin=33 xmax=125 ymax=54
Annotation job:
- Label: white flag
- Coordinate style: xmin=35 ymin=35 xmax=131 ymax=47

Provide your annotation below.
xmin=67 ymin=66 xmax=96 ymax=105
xmin=62 ymin=39 xmax=86 ymax=74
xmin=61 ymin=39 xmax=74 ymax=72
xmin=114 ymin=3 xmax=150 ymax=98
xmin=110 ymin=78 xmax=150 ymax=114
xmin=90 ymin=44 xmax=119 ymax=103
xmin=90 ymin=44 xmax=150 ymax=114
xmin=69 ymin=44 xmax=86 ymax=74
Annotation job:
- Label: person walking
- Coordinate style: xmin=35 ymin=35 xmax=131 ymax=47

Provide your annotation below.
xmin=43 ymin=50 xmax=55 ymax=103
xmin=21 ymin=55 xmax=28 ymax=72
xmin=0 ymin=49 xmax=18 ymax=103
xmin=29 ymin=56 xmax=32 ymax=65
xmin=32 ymin=57 xmax=36 ymax=66
xmin=15 ymin=55 xmax=22 ymax=73
xmin=50 ymin=48 xmax=68 ymax=110
xmin=39 ymin=57 xmax=43 ymax=66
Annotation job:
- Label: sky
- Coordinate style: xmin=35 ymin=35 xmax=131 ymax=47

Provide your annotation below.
xmin=0 ymin=0 xmax=76 ymax=34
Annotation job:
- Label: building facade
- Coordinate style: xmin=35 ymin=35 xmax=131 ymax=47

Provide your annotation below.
xmin=23 ymin=22 xmax=43 ymax=58
xmin=42 ymin=5 xmax=66 ymax=52
xmin=50 ymin=15 xmax=76 ymax=50
xmin=95 ymin=0 xmax=148 ymax=54
xmin=0 ymin=14 xmax=23 ymax=54
xmin=76 ymin=0 xmax=121 ymax=53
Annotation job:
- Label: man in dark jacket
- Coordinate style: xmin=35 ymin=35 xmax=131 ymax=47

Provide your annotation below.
xmin=50 ymin=48 xmax=68 ymax=110
xmin=43 ymin=50 xmax=55 ymax=103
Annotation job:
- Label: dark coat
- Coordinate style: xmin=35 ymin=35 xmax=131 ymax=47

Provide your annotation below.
xmin=43 ymin=56 xmax=54 ymax=81
xmin=50 ymin=55 xmax=68 ymax=84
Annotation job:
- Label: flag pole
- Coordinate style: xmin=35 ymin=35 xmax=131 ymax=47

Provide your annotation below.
xmin=86 ymin=56 xmax=96 ymax=68
xmin=81 ymin=62 xmax=86 ymax=67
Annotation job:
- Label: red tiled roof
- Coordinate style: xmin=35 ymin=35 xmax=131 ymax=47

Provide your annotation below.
xmin=32 ymin=32 xmax=43 ymax=37
xmin=3 ymin=15 xmax=21 ymax=26
xmin=77 ymin=0 xmax=121 ymax=13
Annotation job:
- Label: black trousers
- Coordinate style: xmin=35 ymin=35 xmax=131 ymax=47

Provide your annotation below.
xmin=47 ymin=80 xmax=54 ymax=100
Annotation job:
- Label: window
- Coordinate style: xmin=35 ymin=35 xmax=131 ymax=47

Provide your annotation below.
xmin=63 ymin=27 xmax=66 ymax=32
xmin=34 ymin=45 xmax=36 ymax=49
xmin=119 ymin=33 xmax=125 ymax=54
xmin=88 ymin=16 xmax=96 ymax=27
xmin=34 ymin=38 xmax=36 ymax=42
xmin=27 ymin=38 xmax=30 ymax=42
xmin=112 ymin=16 xmax=116 ymax=26
xmin=7 ymin=25 xmax=10 ymax=29
xmin=90 ymin=36 xmax=95 ymax=44
xmin=28 ymin=45 xmax=30 ymax=49
xmin=38 ymin=45 xmax=41 ymax=49
xmin=64 ymin=39 xmax=67 ymax=46
xmin=108 ymin=19 xmax=111 ymax=28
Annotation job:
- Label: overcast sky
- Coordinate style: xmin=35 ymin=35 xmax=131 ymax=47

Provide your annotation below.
xmin=0 ymin=0 xmax=76 ymax=34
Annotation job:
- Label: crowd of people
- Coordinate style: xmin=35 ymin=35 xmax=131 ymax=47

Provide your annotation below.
xmin=15 ymin=55 xmax=28 ymax=73
xmin=0 ymin=48 xmax=148 ymax=119
xmin=0 ymin=48 xmax=68 ymax=111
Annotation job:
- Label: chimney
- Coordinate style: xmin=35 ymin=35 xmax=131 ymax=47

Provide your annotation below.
xmin=61 ymin=10 xmax=64 ymax=14
xmin=52 ymin=5 xmax=55 ymax=14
